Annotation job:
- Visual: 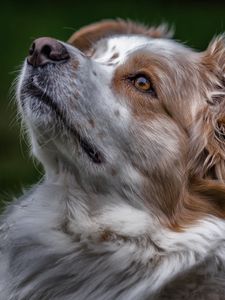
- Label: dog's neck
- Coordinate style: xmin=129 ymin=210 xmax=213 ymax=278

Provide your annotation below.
xmin=43 ymin=169 xmax=225 ymax=251
xmin=38 ymin=172 xmax=225 ymax=293
xmin=2 ymin=170 xmax=225 ymax=299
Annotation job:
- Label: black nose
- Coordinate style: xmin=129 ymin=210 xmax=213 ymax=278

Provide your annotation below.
xmin=27 ymin=37 xmax=70 ymax=67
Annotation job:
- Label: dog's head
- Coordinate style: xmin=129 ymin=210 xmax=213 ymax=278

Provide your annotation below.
xmin=18 ymin=20 xmax=225 ymax=230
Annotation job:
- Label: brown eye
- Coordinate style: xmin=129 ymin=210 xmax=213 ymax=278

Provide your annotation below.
xmin=134 ymin=76 xmax=151 ymax=90
xmin=132 ymin=75 xmax=155 ymax=94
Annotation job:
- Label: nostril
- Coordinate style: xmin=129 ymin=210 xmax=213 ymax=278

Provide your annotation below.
xmin=41 ymin=44 xmax=52 ymax=59
xmin=29 ymin=42 xmax=35 ymax=56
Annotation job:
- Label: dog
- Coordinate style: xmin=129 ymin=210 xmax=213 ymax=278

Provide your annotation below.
xmin=1 ymin=19 xmax=225 ymax=299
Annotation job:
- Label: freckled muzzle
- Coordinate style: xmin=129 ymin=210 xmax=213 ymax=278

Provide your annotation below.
xmin=20 ymin=37 xmax=105 ymax=165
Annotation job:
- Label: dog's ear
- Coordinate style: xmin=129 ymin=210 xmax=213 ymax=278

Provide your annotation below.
xmin=186 ymin=36 xmax=225 ymax=221
xmin=68 ymin=19 xmax=173 ymax=52
xmin=189 ymin=35 xmax=225 ymax=181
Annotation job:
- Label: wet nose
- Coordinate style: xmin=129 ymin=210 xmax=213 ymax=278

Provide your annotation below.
xmin=27 ymin=37 xmax=70 ymax=67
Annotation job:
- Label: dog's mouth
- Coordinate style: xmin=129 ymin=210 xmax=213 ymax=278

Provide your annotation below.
xmin=20 ymin=82 xmax=104 ymax=164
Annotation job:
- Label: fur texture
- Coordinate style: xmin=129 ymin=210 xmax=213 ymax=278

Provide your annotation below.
xmin=1 ymin=20 xmax=225 ymax=299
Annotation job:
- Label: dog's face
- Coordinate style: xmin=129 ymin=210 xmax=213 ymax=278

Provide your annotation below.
xmin=18 ymin=20 xmax=225 ymax=229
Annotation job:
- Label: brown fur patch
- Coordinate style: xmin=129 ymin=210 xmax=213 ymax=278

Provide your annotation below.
xmin=68 ymin=19 xmax=173 ymax=52
xmin=110 ymin=53 xmax=119 ymax=60
xmin=112 ymin=42 xmax=225 ymax=230
xmin=112 ymin=53 xmax=164 ymax=120
xmin=112 ymin=51 xmax=196 ymax=124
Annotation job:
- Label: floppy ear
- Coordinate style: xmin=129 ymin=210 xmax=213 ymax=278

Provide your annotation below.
xmin=68 ymin=19 xmax=173 ymax=52
xmin=182 ymin=38 xmax=225 ymax=222
xmin=189 ymin=35 xmax=225 ymax=181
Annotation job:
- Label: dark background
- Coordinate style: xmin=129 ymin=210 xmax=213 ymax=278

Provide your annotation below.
xmin=1 ymin=0 xmax=225 ymax=208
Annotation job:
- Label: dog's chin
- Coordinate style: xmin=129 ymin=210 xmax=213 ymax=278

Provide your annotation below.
xmin=19 ymin=82 xmax=105 ymax=165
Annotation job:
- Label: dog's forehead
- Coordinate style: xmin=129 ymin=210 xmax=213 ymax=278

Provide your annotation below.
xmin=93 ymin=35 xmax=190 ymax=64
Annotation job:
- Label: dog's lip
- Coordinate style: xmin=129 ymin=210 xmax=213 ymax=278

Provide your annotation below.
xmin=21 ymin=82 xmax=104 ymax=164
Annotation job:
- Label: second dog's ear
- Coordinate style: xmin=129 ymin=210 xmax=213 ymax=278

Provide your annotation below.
xmin=68 ymin=19 xmax=173 ymax=52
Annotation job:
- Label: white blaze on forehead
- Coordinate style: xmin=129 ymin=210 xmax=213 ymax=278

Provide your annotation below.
xmin=93 ymin=35 xmax=191 ymax=65
xmin=93 ymin=35 xmax=150 ymax=64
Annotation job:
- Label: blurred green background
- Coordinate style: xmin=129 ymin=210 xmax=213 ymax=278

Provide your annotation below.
xmin=1 ymin=0 xmax=225 ymax=209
